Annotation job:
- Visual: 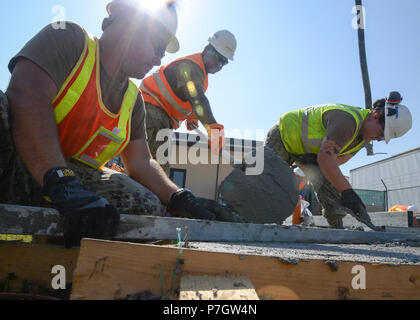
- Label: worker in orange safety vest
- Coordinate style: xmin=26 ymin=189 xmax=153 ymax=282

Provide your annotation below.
xmin=140 ymin=30 xmax=237 ymax=173
xmin=0 ymin=0 xmax=239 ymax=248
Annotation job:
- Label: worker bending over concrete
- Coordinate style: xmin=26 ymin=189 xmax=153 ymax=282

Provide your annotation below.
xmin=265 ymin=93 xmax=412 ymax=228
xmin=0 ymin=0 xmax=234 ymax=248
xmin=140 ymin=30 xmax=237 ymax=173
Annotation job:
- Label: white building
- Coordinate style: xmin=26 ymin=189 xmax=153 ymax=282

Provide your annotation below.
xmin=350 ymin=147 xmax=420 ymax=211
xmin=168 ymin=132 xmax=262 ymax=200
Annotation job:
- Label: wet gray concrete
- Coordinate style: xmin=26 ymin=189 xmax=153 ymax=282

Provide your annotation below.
xmin=182 ymin=242 xmax=420 ymax=265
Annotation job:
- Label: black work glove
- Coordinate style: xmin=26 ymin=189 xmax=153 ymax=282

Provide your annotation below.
xmin=168 ymin=189 xmax=248 ymax=222
xmin=190 ymin=198 xmax=248 ymax=223
xmin=341 ymin=189 xmax=372 ymax=223
xmin=43 ymin=167 xmax=120 ymax=248
xmin=168 ymin=189 xmax=216 ymax=220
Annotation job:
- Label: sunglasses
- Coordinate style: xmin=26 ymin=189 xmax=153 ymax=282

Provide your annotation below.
xmin=379 ymin=120 xmax=385 ymax=140
xmin=210 ymin=49 xmax=228 ymax=66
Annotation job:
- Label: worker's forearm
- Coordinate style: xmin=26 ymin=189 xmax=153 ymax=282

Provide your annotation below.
xmin=318 ymin=154 xmax=352 ymax=192
xmin=336 ymin=153 xmax=354 ymax=166
xmin=7 ymin=87 xmax=67 ymax=185
xmin=317 ymin=138 xmax=352 ymax=192
xmin=190 ymin=95 xmax=217 ymax=125
xmin=126 ymin=158 xmax=179 ymax=206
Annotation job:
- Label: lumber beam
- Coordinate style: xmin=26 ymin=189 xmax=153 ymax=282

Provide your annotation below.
xmin=1 ymin=205 xmax=420 ymax=245
xmin=70 ymin=239 xmax=420 ymax=300
xmin=0 ymin=242 xmax=79 ymax=295
xmin=180 ymin=275 xmax=259 ymax=300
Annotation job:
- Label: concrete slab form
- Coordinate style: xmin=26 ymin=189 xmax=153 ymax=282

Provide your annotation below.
xmin=70 ymin=239 xmax=420 ymax=300
xmin=1 ymin=205 xmax=420 ymax=245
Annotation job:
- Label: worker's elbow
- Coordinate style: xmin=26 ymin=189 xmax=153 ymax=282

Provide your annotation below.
xmin=317 ymin=152 xmax=336 ymax=169
xmin=317 ymin=153 xmax=325 ymax=165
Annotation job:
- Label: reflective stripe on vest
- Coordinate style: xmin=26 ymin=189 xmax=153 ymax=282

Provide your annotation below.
xmin=301 ymin=104 xmax=365 ymax=154
xmin=53 ymin=35 xmax=96 ymax=123
xmin=280 ymin=104 xmax=369 ymax=156
xmin=52 ymin=31 xmax=138 ymax=170
xmin=152 ymin=72 xmax=192 ymax=117
xmin=140 ymin=81 xmax=181 ymax=127
xmin=141 ymin=53 xmax=208 ymax=129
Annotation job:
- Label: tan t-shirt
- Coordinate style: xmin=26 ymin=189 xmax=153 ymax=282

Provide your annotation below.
xmin=8 ymin=22 xmax=146 ymax=140
xmin=322 ymin=109 xmax=364 ymax=155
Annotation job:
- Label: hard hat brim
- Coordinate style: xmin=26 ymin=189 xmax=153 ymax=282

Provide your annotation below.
xmin=208 ymin=41 xmax=234 ymax=61
xmin=166 ymin=37 xmax=179 ymax=53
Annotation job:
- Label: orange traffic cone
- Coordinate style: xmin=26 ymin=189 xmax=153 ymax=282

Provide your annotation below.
xmin=292 ymin=196 xmax=302 ymax=225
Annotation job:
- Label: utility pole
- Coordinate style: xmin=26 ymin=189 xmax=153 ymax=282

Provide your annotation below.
xmin=355 ymin=0 xmax=374 ymax=156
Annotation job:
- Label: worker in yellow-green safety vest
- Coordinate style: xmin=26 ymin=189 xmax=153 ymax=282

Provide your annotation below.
xmin=265 ymin=92 xmax=412 ymax=229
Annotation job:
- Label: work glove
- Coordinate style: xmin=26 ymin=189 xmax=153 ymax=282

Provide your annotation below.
xmin=168 ymin=189 xmax=245 ymax=222
xmin=168 ymin=189 xmax=215 ymax=220
xmin=206 ymin=123 xmax=225 ymax=155
xmin=43 ymin=167 xmax=120 ymax=248
xmin=186 ymin=116 xmax=199 ymax=131
xmin=341 ymin=189 xmax=372 ymax=224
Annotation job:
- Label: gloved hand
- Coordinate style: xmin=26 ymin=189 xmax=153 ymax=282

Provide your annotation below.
xmin=341 ymin=189 xmax=372 ymax=223
xmin=43 ymin=167 xmax=120 ymax=248
xmin=168 ymin=189 xmax=247 ymax=222
xmin=192 ymin=197 xmax=248 ymax=223
xmin=186 ymin=117 xmax=199 ymax=131
xmin=206 ymin=123 xmax=225 ymax=155
xmin=168 ymin=189 xmax=215 ymax=220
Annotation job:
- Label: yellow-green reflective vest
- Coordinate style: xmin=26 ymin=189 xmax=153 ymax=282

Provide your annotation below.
xmin=279 ymin=104 xmax=370 ymax=156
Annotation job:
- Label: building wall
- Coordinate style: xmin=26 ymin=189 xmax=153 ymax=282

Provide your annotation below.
xmin=168 ymin=139 xmax=252 ymax=200
xmin=350 ymin=148 xmax=420 ymax=210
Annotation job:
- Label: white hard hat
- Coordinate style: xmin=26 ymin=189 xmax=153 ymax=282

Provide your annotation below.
xmin=107 ymin=0 xmax=179 ymax=53
xmin=208 ymin=30 xmax=237 ymax=61
xmin=408 ymin=205 xmax=418 ymax=214
xmin=384 ymin=103 xmax=412 ymax=144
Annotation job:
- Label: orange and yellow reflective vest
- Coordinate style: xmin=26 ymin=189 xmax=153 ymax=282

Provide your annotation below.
xmin=52 ymin=30 xmax=138 ymax=170
xmin=140 ymin=53 xmax=208 ymax=129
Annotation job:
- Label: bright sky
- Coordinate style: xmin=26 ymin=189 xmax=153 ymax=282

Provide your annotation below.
xmin=1 ymin=0 xmax=419 ymax=176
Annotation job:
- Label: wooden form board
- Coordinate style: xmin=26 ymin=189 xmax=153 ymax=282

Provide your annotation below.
xmin=0 ymin=242 xmax=79 ymax=293
xmin=71 ymin=239 xmax=420 ymax=300
xmin=180 ymin=275 xmax=259 ymax=300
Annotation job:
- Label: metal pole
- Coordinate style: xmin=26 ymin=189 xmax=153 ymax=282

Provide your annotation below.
xmin=214 ymin=152 xmax=221 ymax=201
xmin=381 ymin=179 xmax=388 ymax=212
xmin=355 ymin=0 xmax=374 ymax=156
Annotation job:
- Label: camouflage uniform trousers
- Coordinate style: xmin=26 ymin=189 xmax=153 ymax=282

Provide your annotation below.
xmin=0 ymin=90 xmax=167 ymax=216
xmin=265 ymin=124 xmax=352 ymax=229
xmin=145 ymin=102 xmax=173 ymax=176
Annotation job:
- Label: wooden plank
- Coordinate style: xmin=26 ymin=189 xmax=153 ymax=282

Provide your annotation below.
xmin=0 ymin=242 xmax=79 ymax=294
xmin=1 ymin=205 xmax=420 ymax=245
xmin=70 ymin=239 xmax=420 ymax=300
xmin=180 ymin=275 xmax=259 ymax=300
